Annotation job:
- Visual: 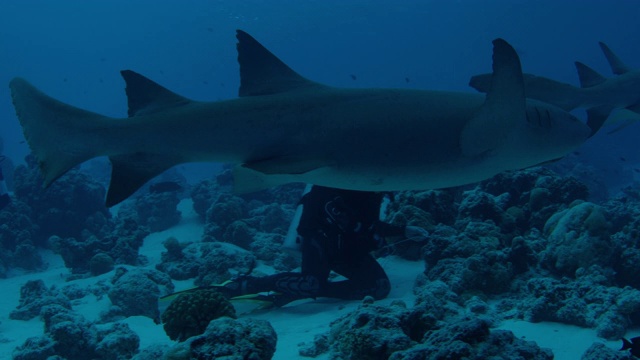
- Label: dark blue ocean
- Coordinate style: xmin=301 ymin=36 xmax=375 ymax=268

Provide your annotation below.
xmin=1 ymin=1 xmax=640 ymax=359
xmin=2 ymin=1 xmax=639 ymax=179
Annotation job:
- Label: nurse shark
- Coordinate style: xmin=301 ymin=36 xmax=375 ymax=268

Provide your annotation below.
xmin=10 ymin=30 xmax=595 ymax=206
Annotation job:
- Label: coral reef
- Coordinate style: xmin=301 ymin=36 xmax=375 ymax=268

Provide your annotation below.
xmin=13 ymin=157 xmax=111 ymax=245
xmin=171 ymin=317 xmax=277 ymax=359
xmin=193 ymin=177 xmax=301 ymax=269
xmin=581 ymin=342 xmax=635 ymax=359
xmin=326 ymin=299 xmax=415 ymax=359
xmin=541 ymin=201 xmax=613 ymax=276
xmin=161 ymin=288 xmax=236 ymax=341
xmin=13 ymin=304 xmax=139 ymax=360
xmin=107 ymin=267 xmax=174 ymax=322
xmin=506 ymin=275 xmax=640 ymax=339
xmin=156 ymin=241 xmax=256 ymax=285
xmin=0 ymin=199 xmax=43 ymax=274
xmin=10 ymin=280 xmax=71 ymax=320
xmin=300 ymin=294 xmax=553 ymax=359
xmin=49 ymin=214 xmax=150 ymax=274
xmin=118 ymin=191 xmax=182 ymax=233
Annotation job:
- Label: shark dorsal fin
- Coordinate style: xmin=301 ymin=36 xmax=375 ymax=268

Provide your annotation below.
xmin=461 ymin=38 xmax=525 ymax=157
xmin=120 ymin=70 xmax=190 ymax=117
xmin=236 ymin=30 xmax=323 ymax=97
xmin=574 ymin=62 xmax=607 ymax=88
xmin=599 ymin=42 xmax=632 ymax=75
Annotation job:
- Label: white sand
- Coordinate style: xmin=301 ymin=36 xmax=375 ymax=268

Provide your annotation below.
xmin=0 ymin=199 xmax=634 ymax=359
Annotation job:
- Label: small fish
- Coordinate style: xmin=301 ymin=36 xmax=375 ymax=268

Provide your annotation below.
xmin=150 ymin=181 xmax=182 ymax=194
xmin=620 ymin=336 xmax=640 ymax=357
xmin=350 ymin=74 xmax=357 ymax=80
xmin=405 ymin=77 xmax=410 ymax=83
xmin=620 ymin=156 xmax=627 ymax=162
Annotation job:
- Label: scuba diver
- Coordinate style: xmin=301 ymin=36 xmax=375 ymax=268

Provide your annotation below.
xmin=216 ymin=185 xmax=430 ymax=306
xmin=0 ymin=137 xmax=15 ymax=210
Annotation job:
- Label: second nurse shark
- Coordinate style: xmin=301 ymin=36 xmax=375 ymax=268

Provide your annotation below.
xmin=10 ymin=30 xmax=600 ymax=206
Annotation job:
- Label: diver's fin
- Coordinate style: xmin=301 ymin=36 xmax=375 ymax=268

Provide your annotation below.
xmin=586 ymin=105 xmax=613 ymax=138
xmin=621 ymin=337 xmax=633 ymax=351
xmin=574 ymin=62 xmax=607 ymax=88
xmin=120 ymin=70 xmax=191 ymax=117
xmin=461 ymin=38 xmax=525 ymax=157
xmin=9 ymin=78 xmax=111 ymax=187
xmin=235 ymin=29 xmax=326 ymax=97
xmin=599 ymin=42 xmax=632 ymax=75
xmin=106 ymin=153 xmax=182 ymax=206
xmin=159 ymin=285 xmax=277 ymax=314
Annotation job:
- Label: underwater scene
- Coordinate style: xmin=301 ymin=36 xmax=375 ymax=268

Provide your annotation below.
xmin=1 ymin=1 xmax=640 ymax=359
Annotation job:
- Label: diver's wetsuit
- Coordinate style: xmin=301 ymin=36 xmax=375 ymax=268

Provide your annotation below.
xmin=0 ymin=157 xmax=10 ymax=210
xmin=238 ymin=186 xmax=404 ymax=306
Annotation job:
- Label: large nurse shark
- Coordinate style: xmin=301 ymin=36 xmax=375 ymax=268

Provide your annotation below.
xmin=10 ymin=30 xmax=595 ymax=207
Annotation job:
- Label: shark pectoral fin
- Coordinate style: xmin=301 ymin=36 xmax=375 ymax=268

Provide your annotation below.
xmin=232 ymin=165 xmax=292 ymax=194
xmin=599 ymin=42 xmax=632 ymax=75
xmin=586 ymin=105 xmax=613 ymax=137
xmin=244 ymin=156 xmax=328 ymax=175
xmin=574 ymin=62 xmax=607 ymax=88
xmin=604 ymin=107 xmax=640 ymax=135
xmin=461 ymin=38 xmax=525 ymax=157
xmin=106 ymin=154 xmax=181 ymax=207
xmin=120 ymin=70 xmax=192 ymax=117
xmin=233 ymin=157 xmax=328 ymax=194
xmin=235 ymin=30 xmax=327 ymax=97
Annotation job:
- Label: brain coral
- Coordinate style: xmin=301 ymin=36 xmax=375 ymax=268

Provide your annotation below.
xmin=161 ymin=288 xmax=236 ymax=341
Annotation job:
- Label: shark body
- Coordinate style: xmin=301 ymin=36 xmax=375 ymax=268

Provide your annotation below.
xmin=10 ymin=30 xmax=593 ymax=206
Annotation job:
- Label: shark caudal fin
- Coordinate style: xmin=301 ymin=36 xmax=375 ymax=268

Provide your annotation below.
xmin=461 ymin=38 xmax=525 ymax=157
xmin=9 ymin=78 xmax=113 ymax=187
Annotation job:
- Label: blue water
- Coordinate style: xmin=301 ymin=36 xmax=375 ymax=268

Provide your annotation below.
xmin=1 ymin=1 xmax=640 ymax=359
xmin=1 ymin=0 xmax=639 ymax=180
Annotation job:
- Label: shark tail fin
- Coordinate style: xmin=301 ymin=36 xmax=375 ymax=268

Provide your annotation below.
xmin=599 ymin=42 xmax=632 ymax=75
xmin=9 ymin=78 xmax=112 ymax=187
